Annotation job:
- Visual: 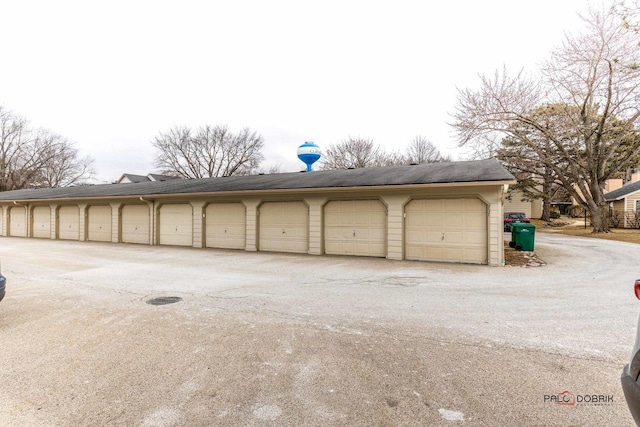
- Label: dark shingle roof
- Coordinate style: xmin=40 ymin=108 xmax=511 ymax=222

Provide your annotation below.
xmin=605 ymin=180 xmax=640 ymax=201
xmin=148 ymin=174 xmax=181 ymax=182
xmin=0 ymin=159 xmax=514 ymax=202
xmin=119 ymin=173 xmax=150 ymax=183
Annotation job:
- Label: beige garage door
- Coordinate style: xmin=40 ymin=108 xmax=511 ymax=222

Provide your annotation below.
xmin=324 ymin=200 xmax=387 ymax=257
xmin=206 ymin=203 xmax=246 ymax=249
xmin=259 ymin=201 xmax=308 ymax=253
xmin=405 ymin=198 xmax=487 ymax=264
xmin=88 ymin=205 xmax=112 ymax=242
xmin=121 ymin=204 xmax=150 ymax=244
xmin=159 ymin=204 xmax=193 ymax=246
xmin=9 ymin=206 xmax=26 ymax=237
xmin=58 ymin=206 xmax=80 ymax=240
xmin=32 ymin=206 xmax=51 ymax=238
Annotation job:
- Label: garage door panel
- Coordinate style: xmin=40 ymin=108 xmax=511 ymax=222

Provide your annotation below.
xmin=324 ymin=200 xmax=386 ymax=258
xmin=88 ymin=205 xmax=112 ymax=242
xmin=466 ymin=215 xmax=485 ymax=228
xmin=206 ymin=203 xmax=246 ymax=249
xmin=465 ymin=231 xmax=485 ymax=245
xmin=290 ymin=231 xmax=309 ymax=241
xmin=357 ymin=229 xmax=386 ymax=242
xmin=406 ymin=214 xmax=425 ymax=227
xmin=444 ymin=215 xmax=462 ymax=227
xmin=206 ymin=223 xmax=245 ymax=249
xmin=445 ymin=231 xmax=463 ymax=244
xmin=370 ymin=228 xmax=386 ymax=239
xmin=9 ymin=206 xmax=27 ymax=237
xmin=58 ymin=206 xmax=79 ymax=240
xmin=443 ymin=247 xmax=462 ymax=260
xmin=425 ymin=213 xmax=443 ymax=226
xmin=282 ymin=239 xmax=306 ymax=253
xmin=420 ymin=246 xmax=443 ymax=259
xmin=405 ymin=198 xmax=487 ymax=264
xmin=122 ymin=205 xmax=150 ymax=244
xmin=259 ymin=202 xmax=308 ymax=253
xmin=160 ymin=204 xmax=193 ymax=247
xmin=444 ymin=199 xmax=461 ymax=210
xmin=32 ymin=206 xmax=51 ymax=238
xmin=354 ymin=242 xmax=385 ymax=255
xmin=324 ymin=228 xmax=342 ymax=240
xmin=466 ymin=248 xmax=486 ymax=260
xmin=423 ymin=231 xmax=442 ymax=243
xmin=405 ymin=231 xmax=421 ymax=245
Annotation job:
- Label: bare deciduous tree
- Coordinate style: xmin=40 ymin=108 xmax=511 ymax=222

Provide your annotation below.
xmin=259 ymin=164 xmax=281 ymax=174
xmin=451 ymin=7 xmax=640 ymax=232
xmin=320 ymin=137 xmax=404 ymax=170
xmin=0 ymin=106 xmax=94 ymax=191
xmin=152 ymin=124 xmax=265 ymax=178
xmin=614 ymin=0 xmax=640 ymax=31
xmin=320 ymin=136 xmax=451 ymax=170
xmin=406 ymin=135 xmax=451 ymax=164
xmin=34 ymin=130 xmax=95 ymax=188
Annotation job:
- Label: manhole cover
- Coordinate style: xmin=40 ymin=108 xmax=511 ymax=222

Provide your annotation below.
xmin=146 ymin=296 xmax=183 ymax=306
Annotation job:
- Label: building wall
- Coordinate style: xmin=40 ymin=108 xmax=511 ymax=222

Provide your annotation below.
xmin=0 ymin=184 xmax=507 ymax=266
xmin=625 ymin=196 xmax=640 ymax=212
xmin=504 ymin=190 xmax=541 ymax=219
xmin=612 ymin=200 xmax=626 ymax=215
xmin=607 ymin=196 xmax=640 ymax=228
xmin=624 ymin=195 xmax=640 ymax=227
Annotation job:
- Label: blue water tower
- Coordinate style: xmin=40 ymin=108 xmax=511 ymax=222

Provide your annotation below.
xmin=297 ymin=142 xmax=322 ymax=172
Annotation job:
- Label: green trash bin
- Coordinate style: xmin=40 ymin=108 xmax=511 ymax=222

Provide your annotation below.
xmin=509 ymin=223 xmax=535 ymax=251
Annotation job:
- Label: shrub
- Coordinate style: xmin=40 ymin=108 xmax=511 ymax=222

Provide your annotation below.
xmin=626 ymin=211 xmax=640 ymax=229
xmin=608 ymin=211 xmax=623 ymax=228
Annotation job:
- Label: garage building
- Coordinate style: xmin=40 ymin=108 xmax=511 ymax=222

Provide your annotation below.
xmin=0 ymin=159 xmax=515 ymax=266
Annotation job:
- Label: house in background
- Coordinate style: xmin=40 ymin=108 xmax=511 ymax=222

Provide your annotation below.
xmin=118 ymin=173 xmax=181 ymax=184
xmin=503 ymin=189 xmax=542 ymax=219
xmin=505 ymin=175 xmax=631 ymax=220
xmin=604 ymin=171 xmax=640 ymax=228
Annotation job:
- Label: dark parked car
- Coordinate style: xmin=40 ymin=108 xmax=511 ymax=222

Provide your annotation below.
xmin=504 ymin=212 xmax=530 ymax=232
xmin=0 ymin=270 xmax=5 ymax=302
xmin=622 ymin=279 xmax=640 ymax=426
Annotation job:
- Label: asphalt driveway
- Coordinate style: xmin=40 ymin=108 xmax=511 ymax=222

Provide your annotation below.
xmin=0 ymin=233 xmax=637 ymax=426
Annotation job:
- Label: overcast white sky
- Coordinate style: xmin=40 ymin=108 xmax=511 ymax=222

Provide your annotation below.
xmin=0 ymin=0 xmax=599 ymax=182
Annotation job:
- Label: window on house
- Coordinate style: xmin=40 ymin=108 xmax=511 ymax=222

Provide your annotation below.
xmin=636 ymin=200 xmax=640 ymax=211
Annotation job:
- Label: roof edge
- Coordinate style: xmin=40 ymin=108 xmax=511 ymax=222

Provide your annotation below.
xmin=0 ymin=179 xmax=516 ymax=204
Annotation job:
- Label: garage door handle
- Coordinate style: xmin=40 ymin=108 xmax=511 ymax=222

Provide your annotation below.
xmin=353 ymin=230 xmax=356 ymax=237
xmin=442 ymin=233 xmax=445 ymax=241
xmin=282 ymin=229 xmax=286 ymax=234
